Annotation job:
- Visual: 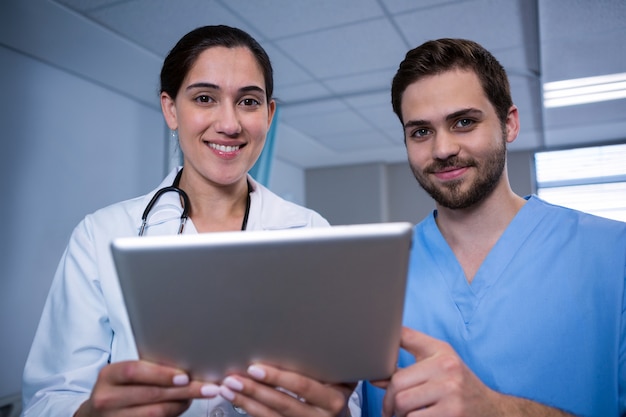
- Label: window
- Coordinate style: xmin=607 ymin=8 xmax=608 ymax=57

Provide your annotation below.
xmin=534 ymin=143 xmax=626 ymax=222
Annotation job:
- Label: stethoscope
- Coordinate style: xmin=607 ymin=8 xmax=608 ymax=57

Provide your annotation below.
xmin=138 ymin=169 xmax=251 ymax=236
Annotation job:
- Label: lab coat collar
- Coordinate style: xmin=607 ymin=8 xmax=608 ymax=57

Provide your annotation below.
xmin=136 ymin=168 xmax=312 ymax=234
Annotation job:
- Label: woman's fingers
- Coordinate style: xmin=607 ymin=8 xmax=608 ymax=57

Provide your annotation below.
xmin=81 ymin=360 xmax=219 ymax=415
xmin=248 ymin=364 xmax=353 ymax=407
xmin=102 ymin=360 xmax=190 ymax=387
xmin=217 ymin=364 xmax=353 ymax=417
xmin=219 ymin=378 xmax=303 ymax=417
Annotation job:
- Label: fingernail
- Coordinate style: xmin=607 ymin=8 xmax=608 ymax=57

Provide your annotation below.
xmin=201 ymin=383 xmax=220 ymax=397
xmin=223 ymin=376 xmax=244 ymax=391
xmin=219 ymin=385 xmax=236 ymax=401
xmin=247 ymin=365 xmax=266 ymax=380
xmin=172 ymin=374 xmax=189 ymax=386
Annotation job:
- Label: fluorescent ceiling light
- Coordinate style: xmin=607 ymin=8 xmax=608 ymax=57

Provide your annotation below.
xmin=543 ymin=72 xmax=626 ymax=108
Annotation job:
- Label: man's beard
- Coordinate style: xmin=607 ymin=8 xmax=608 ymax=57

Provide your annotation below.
xmin=410 ymin=138 xmax=507 ymax=210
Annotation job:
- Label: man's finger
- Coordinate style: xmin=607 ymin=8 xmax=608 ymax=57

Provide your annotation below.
xmin=400 ymin=327 xmax=445 ymax=362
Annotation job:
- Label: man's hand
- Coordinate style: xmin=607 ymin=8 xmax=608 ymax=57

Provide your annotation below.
xmin=381 ymin=327 xmax=575 ymax=417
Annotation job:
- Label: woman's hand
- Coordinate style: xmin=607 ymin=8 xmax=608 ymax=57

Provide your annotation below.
xmin=217 ymin=364 xmax=356 ymax=417
xmin=74 ymin=360 xmax=219 ymax=417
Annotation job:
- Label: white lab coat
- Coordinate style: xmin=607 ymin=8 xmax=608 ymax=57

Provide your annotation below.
xmin=22 ymin=168 xmax=356 ymax=417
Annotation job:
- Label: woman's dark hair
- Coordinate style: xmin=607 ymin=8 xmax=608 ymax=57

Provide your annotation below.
xmin=160 ymin=25 xmax=273 ymax=102
xmin=391 ymin=38 xmax=513 ymax=127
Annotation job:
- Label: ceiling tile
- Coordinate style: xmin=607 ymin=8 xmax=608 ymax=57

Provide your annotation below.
xmin=315 ymin=130 xmax=399 ymax=152
xmin=539 ymin=0 xmax=626 ymax=42
xmin=491 ymin=46 xmax=540 ymax=79
xmin=355 ymin=104 xmax=402 ymax=132
xmin=274 ymin=81 xmax=334 ymax=104
xmin=394 ymin=0 xmax=533 ymax=51
xmin=280 ymin=99 xmax=349 ymax=119
xmin=54 ymin=0 xmax=131 ymax=11
xmin=285 ymin=109 xmax=369 ymax=137
xmin=343 ymin=92 xmax=402 ymax=132
xmin=274 ymin=123 xmax=339 ymax=168
xmin=380 ymin=0 xmax=465 ymax=14
xmin=323 ymin=67 xmax=396 ymax=95
xmin=262 ymin=43 xmax=315 ymax=87
xmin=220 ymin=0 xmax=385 ymax=39
xmin=343 ymin=91 xmax=390 ymax=108
xmin=88 ymin=0 xmax=256 ymax=56
xmin=274 ymin=19 xmax=408 ymax=79
xmin=540 ymin=33 xmax=626 ymax=82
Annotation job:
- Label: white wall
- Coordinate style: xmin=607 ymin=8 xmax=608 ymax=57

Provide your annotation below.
xmin=0 ymin=43 xmax=168 ymax=399
xmin=269 ymin=121 xmax=314 ymax=206
xmin=306 ymin=163 xmax=388 ymax=225
xmin=268 ymin=159 xmax=306 ymax=205
xmin=0 ymin=0 xmax=168 ymax=401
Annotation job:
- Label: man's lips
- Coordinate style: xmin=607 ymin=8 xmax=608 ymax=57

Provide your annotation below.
xmin=432 ymin=166 xmax=469 ymax=180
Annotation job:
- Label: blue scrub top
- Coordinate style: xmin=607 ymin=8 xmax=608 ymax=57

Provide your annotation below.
xmin=362 ymin=196 xmax=626 ymax=417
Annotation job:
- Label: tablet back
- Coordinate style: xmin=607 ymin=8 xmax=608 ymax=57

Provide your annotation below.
xmin=111 ymin=222 xmax=413 ymax=383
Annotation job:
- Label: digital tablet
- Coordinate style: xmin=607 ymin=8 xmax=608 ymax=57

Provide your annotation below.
xmin=111 ymin=222 xmax=413 ymax=383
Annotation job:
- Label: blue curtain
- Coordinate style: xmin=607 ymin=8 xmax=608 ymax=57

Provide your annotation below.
xmin=249 ymin=104 xmax=280 ymax=186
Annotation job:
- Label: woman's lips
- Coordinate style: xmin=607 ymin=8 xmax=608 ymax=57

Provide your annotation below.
xmin=206 ymin=141 xmax=244 ymax=159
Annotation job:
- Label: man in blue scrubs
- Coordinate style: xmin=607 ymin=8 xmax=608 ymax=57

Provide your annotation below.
xmin=361 ymin=38 xmax=626 ymax=416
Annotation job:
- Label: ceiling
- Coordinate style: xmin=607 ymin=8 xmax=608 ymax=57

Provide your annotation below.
xmin=52 ymin=0 xmax=626 ymax=169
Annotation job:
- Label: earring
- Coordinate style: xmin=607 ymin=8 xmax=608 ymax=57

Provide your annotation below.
xmin=168 ymin=129 xmax=183 ymax=169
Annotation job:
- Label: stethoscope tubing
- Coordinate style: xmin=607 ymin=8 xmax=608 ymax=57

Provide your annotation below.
xmin=139 ymin=185 xmax=190 ymax=236
xmin=139 ymin=169 xmax=251 ymax=236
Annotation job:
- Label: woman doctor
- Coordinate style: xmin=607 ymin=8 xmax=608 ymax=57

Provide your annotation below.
xmin=22 ymin=25 xmax=356 ymax=417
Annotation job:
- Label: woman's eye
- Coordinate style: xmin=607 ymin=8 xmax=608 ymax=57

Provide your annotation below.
xmin=240 ymin=98 xmax=261 ymax=106
xmin=195 ymin=95 xmax=213 ymax=103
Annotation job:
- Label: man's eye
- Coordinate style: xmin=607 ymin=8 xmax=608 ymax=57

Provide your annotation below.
xmin=456 ymin=118 xmax=473 ymax=128
xmin=413 ymin=128 xmax=430 ymax=137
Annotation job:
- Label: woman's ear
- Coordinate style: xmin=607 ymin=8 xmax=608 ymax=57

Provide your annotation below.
xmin=161 ymin=92 xmax=178 ymax=130
xmin=267 ymin=99 xmax=277 ymax=127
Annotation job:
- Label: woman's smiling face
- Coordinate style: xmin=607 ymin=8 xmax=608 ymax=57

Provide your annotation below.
xmin=161 ymin=46 xmax=275 ymax=189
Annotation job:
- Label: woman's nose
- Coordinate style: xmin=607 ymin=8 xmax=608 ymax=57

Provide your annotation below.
xmin=214 ymin=104 xmax=242 ymax=136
